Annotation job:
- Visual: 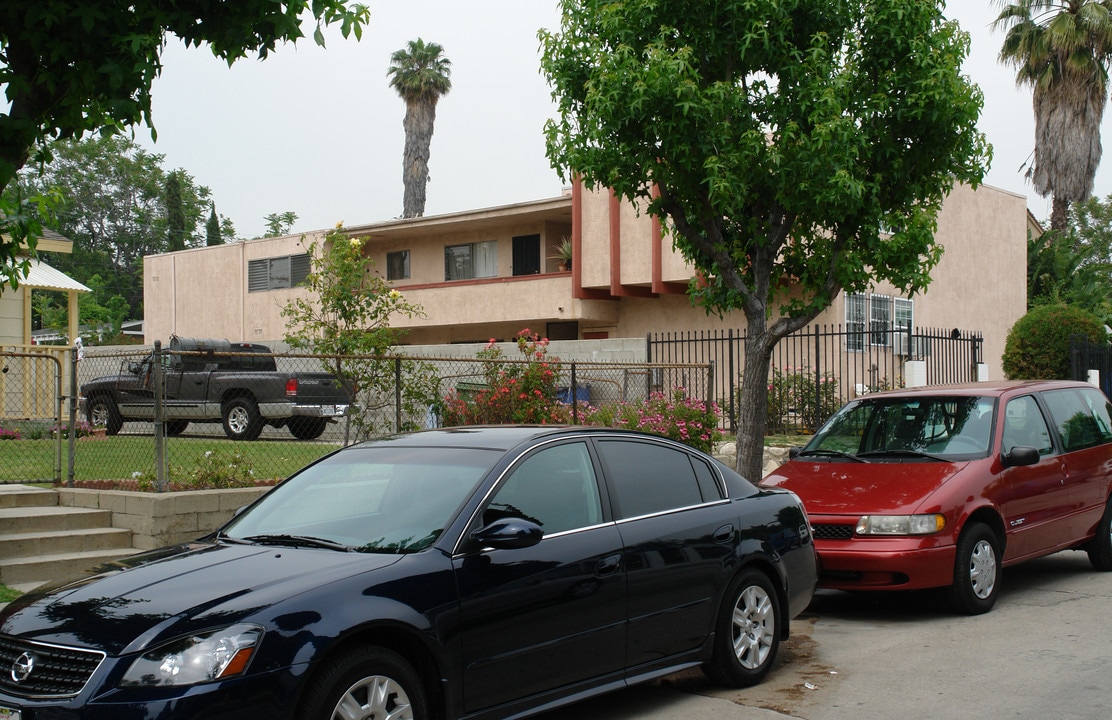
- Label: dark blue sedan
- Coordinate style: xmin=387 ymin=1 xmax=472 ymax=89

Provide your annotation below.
xmin=0 ymin=426 xmax=816 ymax=720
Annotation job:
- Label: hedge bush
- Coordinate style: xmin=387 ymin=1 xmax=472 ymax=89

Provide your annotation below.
xmin=1002 ymin=304 xmax=1106 ymax=380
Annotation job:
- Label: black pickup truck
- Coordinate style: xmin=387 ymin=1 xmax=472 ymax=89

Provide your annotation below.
xmin=80 ymin=337 xmax=353 ymax=440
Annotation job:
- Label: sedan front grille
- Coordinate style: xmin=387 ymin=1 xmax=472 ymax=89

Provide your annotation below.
xmin=812 ymin=523 xmax=856 ymax=540
xmin=0 ymin=635 xmax=105 ymax=698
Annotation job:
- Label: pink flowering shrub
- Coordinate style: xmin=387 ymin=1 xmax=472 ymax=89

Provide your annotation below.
xmin=0 ymin=425 xmax=20 ymax=441
xmin=767 ymin=365 xmax=841 ymax=433
xmin=581 ymin=389 xmax=722 ymax=454
xmin=441 ymin=331 xmax=722 ymax=452
xmin=441 ymin=329 xmax=571 ymax=425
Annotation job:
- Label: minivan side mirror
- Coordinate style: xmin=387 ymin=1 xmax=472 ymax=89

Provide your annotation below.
xmin=788 ymin=446 xmax=805 ymax=459
xmin=1002 ymin=446 xmax=1040 ymax=468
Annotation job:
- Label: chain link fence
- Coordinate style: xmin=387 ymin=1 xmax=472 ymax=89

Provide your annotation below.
xmin=1 ymin=342 xmax=713 ymax=489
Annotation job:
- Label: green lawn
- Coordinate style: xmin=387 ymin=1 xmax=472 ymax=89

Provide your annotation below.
xmin=0 ymin=436 xmax=340 ymax=485
xmin=0 ymin=584 xmax=21 ymax=603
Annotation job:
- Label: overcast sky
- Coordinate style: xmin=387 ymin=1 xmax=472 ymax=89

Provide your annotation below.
xmin=134 ymin=1 xmax=1100 ymax=239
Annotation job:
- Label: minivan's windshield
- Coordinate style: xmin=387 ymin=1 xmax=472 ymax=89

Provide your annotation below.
xmin=803 ymin=395 xmax=996 ymax=461
xmin=221 ymin=446 xmax=500 ymax=553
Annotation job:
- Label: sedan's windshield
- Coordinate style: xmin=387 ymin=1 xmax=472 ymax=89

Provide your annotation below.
xmin=221 ymin=446 xmax=500 ymax=553
xmin=804 ymin=395 xmax=996 ymax=461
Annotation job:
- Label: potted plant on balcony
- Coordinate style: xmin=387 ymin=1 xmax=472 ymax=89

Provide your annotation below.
xmin=551 ymin=236 xmax=573 ymax=271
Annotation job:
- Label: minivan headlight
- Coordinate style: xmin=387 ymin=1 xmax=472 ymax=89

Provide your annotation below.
xmin=120 ymin=624 xmax=263 ymax=687
xmin=856 ymin=514 xmax=946 ymax=536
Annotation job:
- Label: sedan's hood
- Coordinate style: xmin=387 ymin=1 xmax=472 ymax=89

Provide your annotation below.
xmin=0 ymin=541 xmax=402 ymax=654
xmin=763 ymin=459 xmax=970 ymax=516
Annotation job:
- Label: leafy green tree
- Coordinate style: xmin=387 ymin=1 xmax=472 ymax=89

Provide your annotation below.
xmin=995 ymin=1 xmax=1112 ymax=233
xmin=388 ymin=39 xmax=452 ymax=218
xmin=206 ymin=203 xmax=223 ymax=246
xmin=264 ymin=211 xmax=299 ymax=237
xmin=165 ymin=171 xmax=186 ymax=252
xmin=540 ymin=0 xmax=989 ymax=480
xmin=0 ymin=0 xmax=370 ymax=287
xmin=7 ymin=135 xmax=212 ymax=317
xmin=282 ymin=225 xmax=440 ymax=437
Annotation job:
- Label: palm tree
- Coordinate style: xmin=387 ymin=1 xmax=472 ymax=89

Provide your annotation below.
xmin=995 ymin=1 xmax=1112 ymax=233
xmin=388 ymin=38 xmax=452 ymax=218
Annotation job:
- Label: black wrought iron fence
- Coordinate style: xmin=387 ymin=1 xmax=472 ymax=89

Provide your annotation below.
xmin=3 ymin=342 xmax=712 ymax=490
xmin=1070 ymin=334 xmax=1112 ymax=398
xmin=648 ymin=325 xmax=985 ymax=434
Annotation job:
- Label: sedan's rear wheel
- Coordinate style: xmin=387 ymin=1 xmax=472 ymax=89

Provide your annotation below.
xmin=703 ymin=568 xmax=780 ymax=687
xmin=1086 ymin=496 xmax=1112 ymax=571
xmin=300 ymin=646 xmax=426 ymax=720
xmin=947 ymin=522 xmax=1000 ymax=615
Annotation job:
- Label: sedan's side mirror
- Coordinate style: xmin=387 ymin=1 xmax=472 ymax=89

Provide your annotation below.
xmin=471 ymin=518 xmax=544 ymax=550
xmin=1002 ymin=446 xmax=1040 ymax=468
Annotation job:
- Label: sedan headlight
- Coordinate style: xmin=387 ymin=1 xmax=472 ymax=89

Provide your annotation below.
xmin=120 ymin=624 xmax=263 ymax=687
xmin=856 ymin=514 xmax=946 ymax=536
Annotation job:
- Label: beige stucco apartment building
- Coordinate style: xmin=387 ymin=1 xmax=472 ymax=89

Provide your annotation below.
xmin=144 ymin=180 xmax=1030 ymax=380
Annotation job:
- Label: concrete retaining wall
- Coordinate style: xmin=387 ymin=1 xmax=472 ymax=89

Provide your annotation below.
xmin=56 ymin=487 xmax=270 ymax=551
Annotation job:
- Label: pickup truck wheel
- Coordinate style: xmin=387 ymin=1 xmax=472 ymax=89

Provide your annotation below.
xmin=289 ymin=417 xmax=327 ymax=440
xmin=165 ymin=420 xmax=189 ymax=437
xmin=87 ymin=396 xmax=123 ymax=436
xmin=222 ymin=398 xmax=263 ymax=440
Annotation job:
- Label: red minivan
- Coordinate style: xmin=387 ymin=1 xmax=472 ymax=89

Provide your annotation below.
xmin=762 ymin=380 xmax=1112 ymax=614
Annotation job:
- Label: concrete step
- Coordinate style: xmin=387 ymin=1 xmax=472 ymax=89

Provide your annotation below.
xmin=0 ymin=527 xmax=134 ymax=560
xmin=0 ymin=485 xmax=59 ymax=509
xmin=0 ymin=548 xmax=140 ymax=587
xmin=0 ymin=506 xmax=115 ymax=536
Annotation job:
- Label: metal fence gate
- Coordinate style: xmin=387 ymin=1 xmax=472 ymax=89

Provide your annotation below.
xmin=0 ymin=350 xmax=64 ymax=483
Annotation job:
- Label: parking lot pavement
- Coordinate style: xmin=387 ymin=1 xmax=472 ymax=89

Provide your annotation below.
xmin=649 ymin=550 xmax=1112 ymax=720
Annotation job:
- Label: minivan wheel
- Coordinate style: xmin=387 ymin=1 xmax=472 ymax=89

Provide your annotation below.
xmin=1085 ymin=496 xmax=1112 ymax=571
xmin=947 ymin=522 xmax=1000 ymax=615
xmin=703 ymin=568 xmax=780 ymax=687
xmin=301 ymin=646 xmax=426 ymax=720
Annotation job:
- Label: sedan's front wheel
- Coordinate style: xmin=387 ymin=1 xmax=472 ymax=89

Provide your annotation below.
xmin=301 ymin=647 xmax=426 ymax=720
xmin=704 ymin=568 xmax=780 ymax=687
xmin=947 ymin=522 xmax=1000 ymax=615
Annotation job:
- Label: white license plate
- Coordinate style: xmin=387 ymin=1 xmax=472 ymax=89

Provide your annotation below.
xmin=0 ymin=706 xmax=22 ymax=720
xmin=321 ymin=405 xmax=338 ymax=416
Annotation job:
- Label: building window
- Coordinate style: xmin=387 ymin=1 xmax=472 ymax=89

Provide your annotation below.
xmin=869 ymin=294 xmax=891 ymax=347
xmin=247 ymin=253 xmax=311 ymax=292
xmin=445 ymin=241 xmax=497 ymax=281
xmin=846 ymin=293 xmax=867 ymax=352
xmin=845 ymin=293 xmax=914 ymax=352
xmin=387 ymin=250 xmax=410 ymax=280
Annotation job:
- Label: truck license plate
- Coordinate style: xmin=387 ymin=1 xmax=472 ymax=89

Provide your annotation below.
xmin=0 ymin=705 xmax=22 ymax=720
xmin=321 ymin=405 xmax=337 ymax=416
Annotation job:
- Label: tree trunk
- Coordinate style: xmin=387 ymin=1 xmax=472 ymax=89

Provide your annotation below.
xmin=1050 ymin=195 xmax=1070 ymax=234
xmin=735 ymin=319 xmax=775 ymax=483
xmin=401 ymin=100 xmax=437 ymax=218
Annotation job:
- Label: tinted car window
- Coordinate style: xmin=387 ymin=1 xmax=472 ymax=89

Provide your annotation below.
xmin=1042 ymin=388 xmax=1108 ymax=452
xmin=596 ymin=439 xmax=705 ymax=519
xmin=1002 ymin=395 xmax=1054 ymax=455
xmin=1080 ymin=387 xmax=1112 ymax=443
xmin=484 ymin=442 xmax=603 ymax=534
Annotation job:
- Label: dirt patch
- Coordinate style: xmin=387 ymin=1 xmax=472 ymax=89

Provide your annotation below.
xmin=656 ymin=612 xmax=838 ymax=718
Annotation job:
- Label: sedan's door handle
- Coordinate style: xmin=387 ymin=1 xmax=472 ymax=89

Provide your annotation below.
xmin=714 ymin=524 xmax=734 ymax=543
xmin=595 ymin=553 xmax=622 ymax=578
